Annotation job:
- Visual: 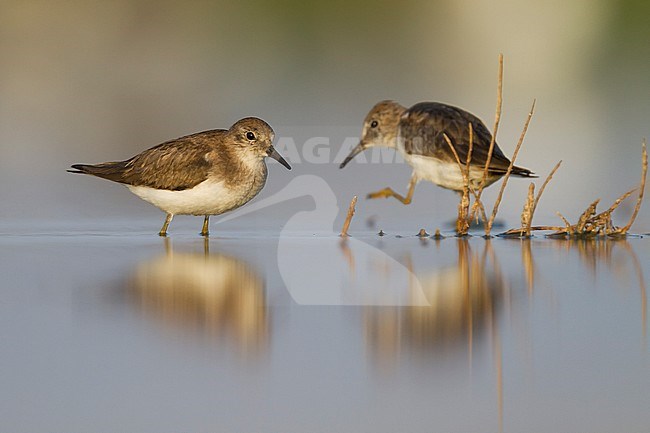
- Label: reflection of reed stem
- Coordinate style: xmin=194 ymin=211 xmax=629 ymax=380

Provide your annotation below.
xmin=496 ymin=330 xmax=503 ymax=433
xmin=522 ymin=239 xmax=535 ymax=294
xmin=621 ymin=241 xmax=648 ymax=345
xmin=488 ymin=286 xmax=504 ymax=433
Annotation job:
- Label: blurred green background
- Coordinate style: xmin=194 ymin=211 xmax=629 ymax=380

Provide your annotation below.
xmin=1 ymin=0 xmax=648 ymax=232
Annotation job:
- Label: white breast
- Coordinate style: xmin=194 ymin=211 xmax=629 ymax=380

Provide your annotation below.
xmin=396 ymin=133 xmax=500 ymax=191
xmin=127 ymin=176 xmax=265 ymax=216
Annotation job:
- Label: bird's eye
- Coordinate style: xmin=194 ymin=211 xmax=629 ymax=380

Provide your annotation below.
xmin=370 ymin=120 xmax=378 ymax=128
xmin=246 ymin=132 xmax=256 ymax=140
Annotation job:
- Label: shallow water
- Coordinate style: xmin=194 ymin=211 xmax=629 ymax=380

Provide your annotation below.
xmin=1 ymin=224 xmax=648 ymax=433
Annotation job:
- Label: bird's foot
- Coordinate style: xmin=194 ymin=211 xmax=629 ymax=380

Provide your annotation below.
xmin=367 ymin=187 xmax=395 ymax=200
xmin=367 ymin=187 xmax=411 ymax=204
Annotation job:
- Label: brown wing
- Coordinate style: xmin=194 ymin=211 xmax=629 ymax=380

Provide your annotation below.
xmin=69 ymin=129 xmax=227 ymax=190
xmin=400 ymin=102 xmax=517 ymax=174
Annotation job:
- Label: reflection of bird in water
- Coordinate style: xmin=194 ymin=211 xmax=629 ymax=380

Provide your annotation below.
xmin=128 ymin=239 xmax=268 ymax=354
xmin=364 ymin=239 xmax=505 ymax=360
xmin=218 ymin=175 xmax=429 ymax=306
xmin=362 ymin=239 xmax=507 ymax=432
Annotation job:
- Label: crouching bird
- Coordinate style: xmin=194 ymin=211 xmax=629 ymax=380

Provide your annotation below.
xmin=340 ymin=100 xmax=534 ymax=205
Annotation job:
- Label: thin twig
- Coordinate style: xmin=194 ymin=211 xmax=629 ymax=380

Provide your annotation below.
xmin=443 ymin=133 xmax=468 ymax=184
xmin=600 ymin=188 xmax=636 ymax=218
xmin=466 ymin=122 xmax=474 ymax=179
xmin=576 ymin=199 xmax=600 ymax=233
xmin=521 ymin=183 xmax=535 ymax=236
xmin=470 ymin=199 xmax=488 ymax=226
xmin=618 ymin=139 xmax=647 ymax=234
xmin=481 ymin=53 xmax=504 ymax=193
xmin=592 ymin=188 xmax=636 ymax=235
xmin=531 ymin=160 xmax=562 ymax=218
xmin=465 ymin=123 xmax=478 ymax=230
xmin=443 ymin=133 xmax=471 ymax=234
xmin=340 ymin=195 xmax=357 ymax=237
xmin=467 ymin=122 xmax=488 ymax=225
xmin=444 ymin=128 xmax=489 ymax=232
xmin=501 ymin=225 xmax=566 ymax=236
xmin=486 ymin=99 xmax=536 ymax=236
xmin=511 ymin=159 xmax=563 ymax=237
xmin=556 ymin=212 xmax=572 ymax=231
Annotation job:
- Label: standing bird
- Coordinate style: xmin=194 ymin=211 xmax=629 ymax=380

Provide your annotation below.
xmin=68 ymin=117 xmax=291 ymax=236
xmin=340 ymin=100 xmax=534 ymax=205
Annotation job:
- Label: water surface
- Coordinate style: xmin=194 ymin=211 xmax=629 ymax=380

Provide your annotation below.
xmin=1 ymin=225 xmax=648 ymax=433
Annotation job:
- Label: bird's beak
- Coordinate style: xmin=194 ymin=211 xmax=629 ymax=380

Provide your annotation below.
xmin=339 ymin=142 xmax=366 ymax=169
xmin=267 ymin=146 xmax=291 ymax=170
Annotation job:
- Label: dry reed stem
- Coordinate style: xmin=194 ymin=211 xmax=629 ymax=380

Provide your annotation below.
xmin=588 ymin=188 xmax=635 ymax=235
xmin=466 ymin=122 xmax=474 ymax=178
xmin=510 ymin=160 xmax=563 ymax=237
xmin=481 ymin=53 xmax=504 ymax=194
xmin=598 ymin=188 xmax=635 ymax=219
xmin=340 ymin=195 xmax=357 ymax=237
xmin=443 ymin=133 xmax=471 ymax=235
xmin=501 ymin=225 xmax=566 ymax=236
xmin=467 ymin=120 xmax=488 ymax=225
xmin=466 ymin=123 xmax=483 ymax=223
xmin=507 ymin=184 xmax=637 ymax=237
xmin=531 ymin=160 xmax=562 ymax=218
xmin=557 ymin=212 xmax=572 ymax=230
xmin=520 ymin=183 xmax=535 ymax=236
xmin=543 ymin=189 xmax=633 ymax=237
xmin=470 ymin=199 xmax=488 ymax=227
xmin=617 ymin=139 xmax=647 ymax=234
xmin=457 ymin=192 xmax=470 ymax=234
xmin=443 ymin=133 xmax=466 ymax=183
xmin=485 ymin=99 xmax=536 ymax=236
xmin=576 ymin=199 xmax=600 ymax=232
xmin=465 ymin=123 xmax=490 ymax=230
xmin=467 ymin=54 xmax=504 ymax=226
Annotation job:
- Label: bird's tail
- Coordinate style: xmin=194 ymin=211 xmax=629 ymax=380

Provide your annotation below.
xmin=67 ymin=162 xmax=128 ymax=183
xmin=67 ymin=164 xmax=91 ymax=174
xmin=510 ymin=165 xmax=537 ymax=178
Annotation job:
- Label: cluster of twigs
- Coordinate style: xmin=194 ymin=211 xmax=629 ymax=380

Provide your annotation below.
xmin=502 ymin=139 xmax=647 ymax=238
xmin=447 ymin=55 xmax=647 ymax=238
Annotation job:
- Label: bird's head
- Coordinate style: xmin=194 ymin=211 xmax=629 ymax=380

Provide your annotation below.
xmin=229 ymin=117 xmax=291 ymax=170
xmin=340 ymin=100 xmax=406 ymax=169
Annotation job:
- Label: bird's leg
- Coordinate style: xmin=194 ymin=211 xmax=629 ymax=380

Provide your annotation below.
xmin=367 ymin=175 xmax=417 ymax=205
xmin=159 ymin=213 xmax=173 ymax=237
xmin=200 ymin=215 xmax=210 ymax=237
